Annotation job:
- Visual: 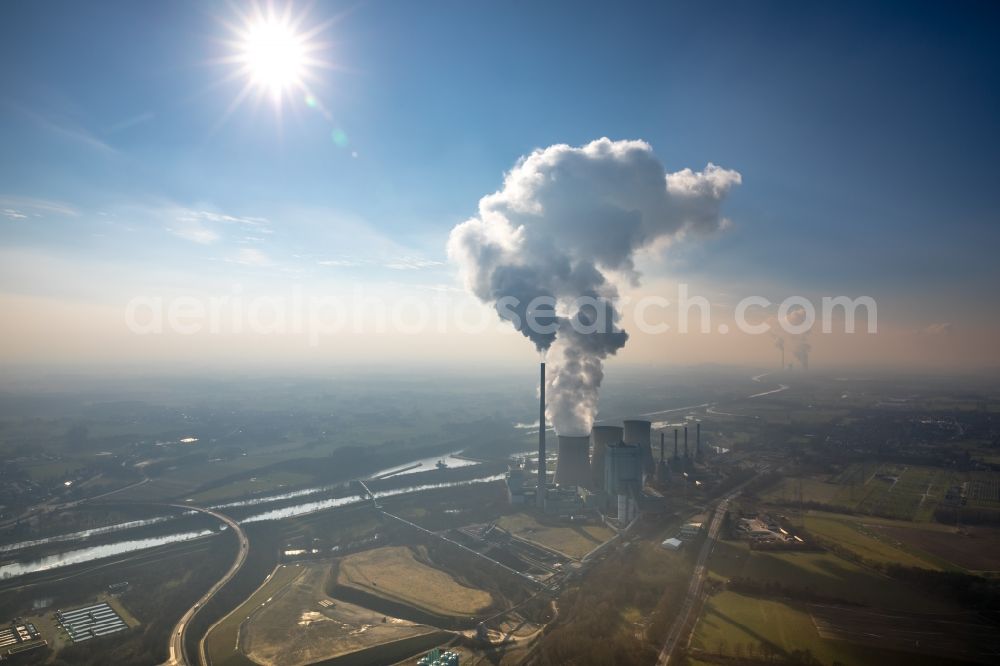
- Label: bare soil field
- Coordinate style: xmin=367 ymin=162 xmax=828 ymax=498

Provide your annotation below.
xmin=809 ymin=602 xmax=1000 ymax=664
xmin=243 ymin=562 xmax=443 ymax=666
xmin=337 ymin=546 xmax=493 ymax=618
xmin=496 ymin=513 xmax=614 ymax=559
xmin=870 ymin=523 xmax=1000 ymax=572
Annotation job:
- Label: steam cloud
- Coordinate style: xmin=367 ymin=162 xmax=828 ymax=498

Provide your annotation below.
xmin=794 ymin=337 xmax=812 ymax=369
xmin=448 ymin=138 xmax=740 ymax=434
xmin=769 ymin=306 xmax=811 ymax=370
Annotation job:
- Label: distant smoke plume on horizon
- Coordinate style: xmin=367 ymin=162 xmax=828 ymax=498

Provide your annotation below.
xmin=448 ymin=138 xmax=740 ymax=434
xmin=795 ymin=337 xmax=812 ymax=369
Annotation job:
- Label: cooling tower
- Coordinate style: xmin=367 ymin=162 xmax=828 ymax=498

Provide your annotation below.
xmin=623 ymin=419 xmax=653 ymax=475
xmin=554 ymin=435 xmax=591 ymax=488
xmin=590 ymin=425 xmax=623 ymax=489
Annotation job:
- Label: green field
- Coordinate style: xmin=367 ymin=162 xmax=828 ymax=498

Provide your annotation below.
xmin=691 ymin=591 xmax=962 ymax=666
xmin=803 ymin=512 xmax=951 ymax=570
xmin=496 ymin=513 xmax=615 ymax=559
xmin=762 ymin=464 xmax=964 ymax=522
xmin=707 ymin=539 xmax=954 ymax=612
xmin=185 ymin=470 xmax=316 ymax=503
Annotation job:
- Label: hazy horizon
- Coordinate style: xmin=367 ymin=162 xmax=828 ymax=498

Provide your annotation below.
xmin=3 ymin=1 xmax=999 ymax=374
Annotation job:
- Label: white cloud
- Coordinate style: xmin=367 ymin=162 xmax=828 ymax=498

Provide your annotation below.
xmin=7 ymin=103 xmax=117 ymax=155
xmin=384 ymin=257 xmax=444 ymax=270
xmin=167 ymin=219 xmax=220 ymax=245
xmin=318 ymin=258 xmax=363 ymax=268
xmin=167 ymin=208 xmax=269 ymax=245
xmin=919 ymin=322 xmax=954 ymax=336
xmin=181 ymin=210 xmax=269 ymax=228
xmin=2 ymin=209 xmax=28 ymax=220
xmin=231 ymin=248 xmax=272 ymax=267
xmin=0 ymin=196 xmax=78 ymax=217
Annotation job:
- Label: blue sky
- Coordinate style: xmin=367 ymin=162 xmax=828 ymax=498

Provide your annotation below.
xmin=1 ymin=1 xmax=998 ymax=367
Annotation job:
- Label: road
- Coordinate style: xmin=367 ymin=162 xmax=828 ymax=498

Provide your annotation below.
xmin=164 ymin=504 xmax=249 ymax=666
xmin=656 ymin=472 xmax=765 ymax=666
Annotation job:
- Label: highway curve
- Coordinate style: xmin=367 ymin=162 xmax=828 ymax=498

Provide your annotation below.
xmin=164 ymin=504 xmax=249 ymax=666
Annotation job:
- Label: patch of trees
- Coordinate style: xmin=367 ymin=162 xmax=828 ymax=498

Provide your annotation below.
xmin=881 ymin=565 xmax=1000 ymax=621
xmin=529 ymin=544 xmax=691 ymax=665
xmin=741 ymin=472 xmax=782 ymax=498
xmin=725 ymin=577 xmax=856 ymax=606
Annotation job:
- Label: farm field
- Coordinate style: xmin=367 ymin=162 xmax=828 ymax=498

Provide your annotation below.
xmin=803 ymin=512 xmax=949 ymax=570
xmin=707 ymin=539 xmax=956 ymax=612
xmin=496 ymin=512 xmax=614 ymax=559
xmin=692 ymin=591 xmax=987 ymax=666
xmin=337 ymin=546 xmax=493 ymax=617
xmin=868 ymin=523 xmax=1000 ymax=572
xmin=185 ymin=470 xmax=316 ymax=504
xmin=692 ymin=591 xmax=864 ymax=665
xmin=762 ymin=464 xmax=964 ymax=522
xmin=241 ymin=562 xmax=443 ymax=666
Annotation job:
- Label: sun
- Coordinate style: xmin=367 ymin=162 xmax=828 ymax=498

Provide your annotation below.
xmin=241 ymin=18 xmax=306 ymax=97
xmin=221 ymin=4 xmax=330 ymax=110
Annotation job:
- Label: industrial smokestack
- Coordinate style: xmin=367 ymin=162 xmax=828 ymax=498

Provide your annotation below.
xmin=554 ymin=435 xmax=591 ymax=488
xmin=537 ymin=362 xmax=546 ymax=507
xmin=623 ymin=419 xmax=653 ymax=475
xmin=591 ymin=425 xmax=623 ymax=489
xmin=660 ymin=431 xmax=665 ymax=461
xmin=684 ymin=426 xmax=689 ymax=458
xmin=696 ymin=422 xmax=701 ymax=458
xmin=674 ymin=429 xmax=678 ymax=459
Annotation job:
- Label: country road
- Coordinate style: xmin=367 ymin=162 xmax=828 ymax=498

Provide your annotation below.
xmin=656 ymin=472 xmax=764 ymax=666
xmin=164 ymin=504 xmax=248 ymax=666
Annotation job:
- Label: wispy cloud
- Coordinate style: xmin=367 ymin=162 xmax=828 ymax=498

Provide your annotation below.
xmin=2 ymin=209 xmax=28 ymax=220
xmin=230 ymin=248 xmax=272 ymax=267
xmin=318 ymin=258 xmax=363 ymax=267
xmin=919 ymin=322 xmax=954 ymax=336
xmin=383 ymin=257 xmax=444 ymax=270
xmin=181 ymin=210 xmax=269 ymax=228
xmin=6 ymin=102 xmax=117 ymax=155
xmin=167 ymin=221 xmax=220 ymax=244
xmin=0 ymin=196 xmax=78 ymax=217
xmin=167 ymin=208 xmax=270 ymax=244
xmin=106 ymin=111 xmax=155 ymax=134
xmin=312 ymin=255 xmax=444 ymax=270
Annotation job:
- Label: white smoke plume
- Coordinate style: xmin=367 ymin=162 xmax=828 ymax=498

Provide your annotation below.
xmin=794 ymin=337 xmax=812 ymax=369
xmin=772 ymin=333 xmax=785 ymax=366
xmin=448 ymin=138 xmax=740 ymax=434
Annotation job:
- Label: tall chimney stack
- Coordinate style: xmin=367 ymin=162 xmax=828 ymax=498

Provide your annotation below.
xmin=674 ymin=429 xmax=679 ymax=459
xmin=537 ymin=362 xmax=546 ymax=507
xmin=697 ymin=422 xmax=701 ymax=458
xmin=660 ymin=432 xmax=665 ymax=461
xmin=684 ymin=426 xmax=689 ymax=458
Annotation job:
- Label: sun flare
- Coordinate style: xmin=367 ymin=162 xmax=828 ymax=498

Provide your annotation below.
xmin=241 ymin=18 xmax=305 ymax=97
xmin=223 ymin=4 xmax=329 ymax=110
